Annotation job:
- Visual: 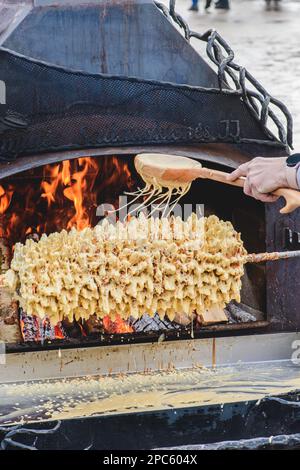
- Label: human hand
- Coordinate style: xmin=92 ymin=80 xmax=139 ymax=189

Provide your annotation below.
xmin=226 ymin=157 xmax=298 ymax=202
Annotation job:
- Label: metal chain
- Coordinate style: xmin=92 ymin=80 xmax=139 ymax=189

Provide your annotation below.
xmin=155 ymin=0 xmax=293 ymax=149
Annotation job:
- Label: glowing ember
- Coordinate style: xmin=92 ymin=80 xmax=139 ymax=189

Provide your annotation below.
xmin=103 ymin=315 xmax=134 ymax=334
xmin=20 ymin=311 xmax=134 ymax=340
xmin=54 ymin=323 xmax=66 ymax=340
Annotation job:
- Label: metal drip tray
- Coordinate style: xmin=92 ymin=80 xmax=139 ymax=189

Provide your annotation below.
xmin=1 ymin=333 xmax=300 ymax=449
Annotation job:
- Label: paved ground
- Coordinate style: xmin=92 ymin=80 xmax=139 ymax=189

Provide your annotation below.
xmin=163 ymin=0 xmax=300 ymax=149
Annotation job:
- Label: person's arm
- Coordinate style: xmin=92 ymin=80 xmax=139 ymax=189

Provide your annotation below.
xmin=226 ymin=155 xmax=300 ymax=202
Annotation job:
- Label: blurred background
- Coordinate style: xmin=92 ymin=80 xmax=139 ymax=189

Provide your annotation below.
xmin=163 ymin=0 xmax=300 ymax=149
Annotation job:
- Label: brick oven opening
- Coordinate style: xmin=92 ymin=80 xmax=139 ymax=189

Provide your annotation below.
xmin=0 ymin=154 xmax=268 ymax=349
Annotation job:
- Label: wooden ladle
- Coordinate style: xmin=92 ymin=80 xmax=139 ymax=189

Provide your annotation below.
xmin=135 ymin=153 xmax=300 ymax=214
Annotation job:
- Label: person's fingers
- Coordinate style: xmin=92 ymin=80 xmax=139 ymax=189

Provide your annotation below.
xmin=243 ymin=178 xmax=253 ymax=197
xmin=226 ymin=162 xmax=250 ymax=181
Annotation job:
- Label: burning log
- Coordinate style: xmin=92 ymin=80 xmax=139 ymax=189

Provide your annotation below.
xmin=19 ymin=310 xmax=66 ymax=342
xmin=61 ymin=316 xmax=86 ymax=338
xmin=226 ymin=301 xmax=262 ymax=323
xmin=198 ymin=306 xmax=228 ymax=325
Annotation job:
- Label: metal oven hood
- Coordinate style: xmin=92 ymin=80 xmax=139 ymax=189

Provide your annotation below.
xmin=0 ymin=0 xmax=292 ymax=162
xmin=0 ymin=0 xmax=218 ymax=86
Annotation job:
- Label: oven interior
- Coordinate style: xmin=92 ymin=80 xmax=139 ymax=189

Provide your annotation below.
xmin=0 ymin=153 xmax=269 ymax=350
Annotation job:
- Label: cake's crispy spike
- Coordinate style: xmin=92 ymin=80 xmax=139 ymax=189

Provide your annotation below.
xmin=3 ymin=214 xmax=248 ymax=324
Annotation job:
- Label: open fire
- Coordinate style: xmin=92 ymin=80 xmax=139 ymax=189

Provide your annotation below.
xmin=0 ymin=154 xmax=266 ymax=346
xmin=0 ymin=156 xmax=138 ymax=340
xmin=0 ymin=156 xmax=135 ymax=249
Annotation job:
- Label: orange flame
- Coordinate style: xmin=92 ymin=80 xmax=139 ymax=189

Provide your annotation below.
xmin=77 ymin=321 xmax=87 ymax=337
xmin=103 ymin=315 xmax=134 ymax=334
xmin=0 ymin=156 xmax=134 ymax=246
xmin=61 ymin=159 xmax=71 ymax=186
xmin=63 ymin=158 xmax=96 ymax=230
xmin=40 ymin=163 xmax=61 ymax=207
xmin=54 ymin=323 xmax=66 ymax=339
